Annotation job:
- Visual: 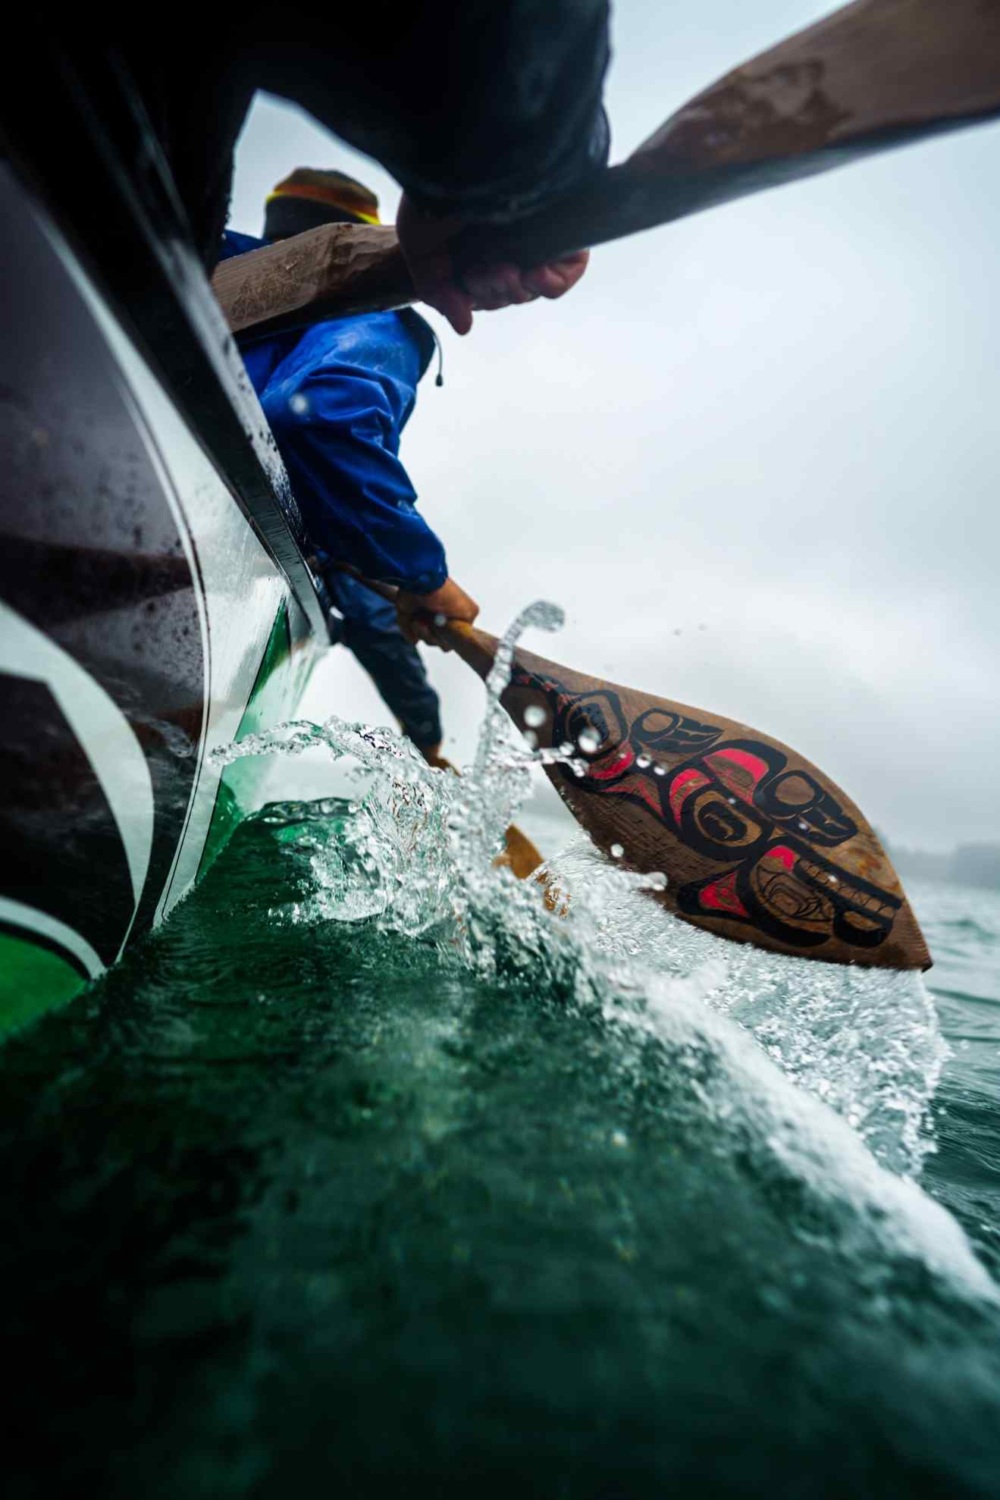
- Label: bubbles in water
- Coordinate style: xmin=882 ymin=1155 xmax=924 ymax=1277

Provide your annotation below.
xmin=523 ymin=705 xmax=546 ymax=728
xmin=288 ymin=392 xmax=310 ymax=415
xmin=577 ymin=729 xmax=600 ymax=755
xmin=610 ymin=843 xmax=625 ymax=859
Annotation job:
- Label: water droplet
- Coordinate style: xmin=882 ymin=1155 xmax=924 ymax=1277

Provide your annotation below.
xmin=518 ymin=600 xmax=565 ymax=635
xmin=289 ymin=392 xmax=310 ymax=415
xmin=524 ymin=704 xmax=546 ymax=728
xmin=577 ymin=729 xmax=600 ymax=754
xmin=636 ymin=754 xmax=651 ymax=769
xmin=610 ymin=843 xmax=624 ymax=859
xmin=433 ymin=613 xmax=447 ymax=627
xmin=653 ymin=764 xmax=667 ymax=777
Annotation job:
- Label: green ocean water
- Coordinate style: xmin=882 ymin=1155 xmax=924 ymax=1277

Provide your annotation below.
xmin=3 ymin=737 xmax=1000 ymax=1496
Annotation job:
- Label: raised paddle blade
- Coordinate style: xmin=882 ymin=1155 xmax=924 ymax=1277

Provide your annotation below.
xmin=452 ymin=0 xmax=1000 ymax=273
xmin=442 ymin=622 xmax=930 ymax=971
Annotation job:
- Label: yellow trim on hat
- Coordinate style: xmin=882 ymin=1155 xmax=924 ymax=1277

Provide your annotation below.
xmin=263 ymin=171 xmax=380 ymax=223
xmin=265 ymin=182 xmax=380 ymax=225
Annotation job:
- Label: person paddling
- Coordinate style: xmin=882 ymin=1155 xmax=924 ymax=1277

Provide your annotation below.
xmin=49 ymin=4 xmax=608 ymax=332
xmin=221 ymin=168 xmax=473 ymax=764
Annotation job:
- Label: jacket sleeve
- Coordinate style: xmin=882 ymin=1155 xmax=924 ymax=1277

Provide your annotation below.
xmin=259 ymin=355 xmax=448 ymax=595
xmin=218 ymin=229 xmax=263 ymax=261
xmin=252 ymin=1 xmax=610 ymax=223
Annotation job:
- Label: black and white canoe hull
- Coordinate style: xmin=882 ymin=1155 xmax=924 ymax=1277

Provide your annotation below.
xmin=0 ymin=114 xmax=327 ymax=1032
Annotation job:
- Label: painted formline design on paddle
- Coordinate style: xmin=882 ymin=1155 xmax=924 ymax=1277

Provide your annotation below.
xmin=511 ymin=669 xmax=905 ymax=958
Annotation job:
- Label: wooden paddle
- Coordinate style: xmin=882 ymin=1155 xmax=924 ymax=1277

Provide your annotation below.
xmin=213 ymin=0 xmax=1000 ymax=338
xmin=348 ymin=575 xmax=931 ymax=971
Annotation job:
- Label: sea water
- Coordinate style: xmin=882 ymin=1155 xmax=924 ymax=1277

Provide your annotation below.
xmin=2 ymin=606 xmax=1000 ymax=1498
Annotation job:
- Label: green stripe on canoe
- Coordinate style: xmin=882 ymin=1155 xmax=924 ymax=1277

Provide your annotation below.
xmin=197 ymin=600 xmax=294 ymax=880
xmin=1 ymin=601 xmax=310 ymax=1041
xmin=0 ymin=930 xmax=87 ymax=1034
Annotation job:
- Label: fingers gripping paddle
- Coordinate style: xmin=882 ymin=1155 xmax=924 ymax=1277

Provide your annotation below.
xmin=347 ymin=575 xmax=930 ymax=970
xmin=212 ymin=0 xmax=1000 ymax=337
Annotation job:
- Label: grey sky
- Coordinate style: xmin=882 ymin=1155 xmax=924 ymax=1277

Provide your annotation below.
xmin=230 ymin=1 xmax=1000 ymax=852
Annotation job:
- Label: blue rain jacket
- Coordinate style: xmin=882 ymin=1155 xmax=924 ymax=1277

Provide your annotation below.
xmin=222 ymin=230 xmax=447 ymax=596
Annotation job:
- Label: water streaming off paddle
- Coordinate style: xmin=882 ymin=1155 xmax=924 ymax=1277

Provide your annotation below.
xmin=215 ymin=601 xmax=945 ymax=1181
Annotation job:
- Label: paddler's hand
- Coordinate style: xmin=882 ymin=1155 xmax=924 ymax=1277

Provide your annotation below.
xmin=395 ymin=577 xmax=479 ymax=650
xmin=396 ymin=194 xmax=590 ymax=336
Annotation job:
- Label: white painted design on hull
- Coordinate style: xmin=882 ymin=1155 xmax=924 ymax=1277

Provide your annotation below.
xmin=0 ymin=599 xmax=154 ymax=909
xmin=26 ymin=183 xmax=319 ymax=945
xmin=0 ymin=896 xmax=104 ymax=980
xmin=88 ymin=319 xmax=290 ymax=921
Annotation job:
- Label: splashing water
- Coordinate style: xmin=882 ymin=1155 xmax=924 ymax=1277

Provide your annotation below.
xmin=213 ymin=601 xmax=945 ymax=1181
xmin=6 ymin=604 xmax=996 ymax=1500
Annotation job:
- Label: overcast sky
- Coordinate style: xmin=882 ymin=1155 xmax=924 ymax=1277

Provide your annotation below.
xmin=229 ymin=0 xmax=1000 ymax=853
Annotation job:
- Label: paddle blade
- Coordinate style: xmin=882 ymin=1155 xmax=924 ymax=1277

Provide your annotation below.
xmin=632 ymin=0 xmax=1000 ymax=178
xmin=498 ymin=641 xmax=930 ymax=971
